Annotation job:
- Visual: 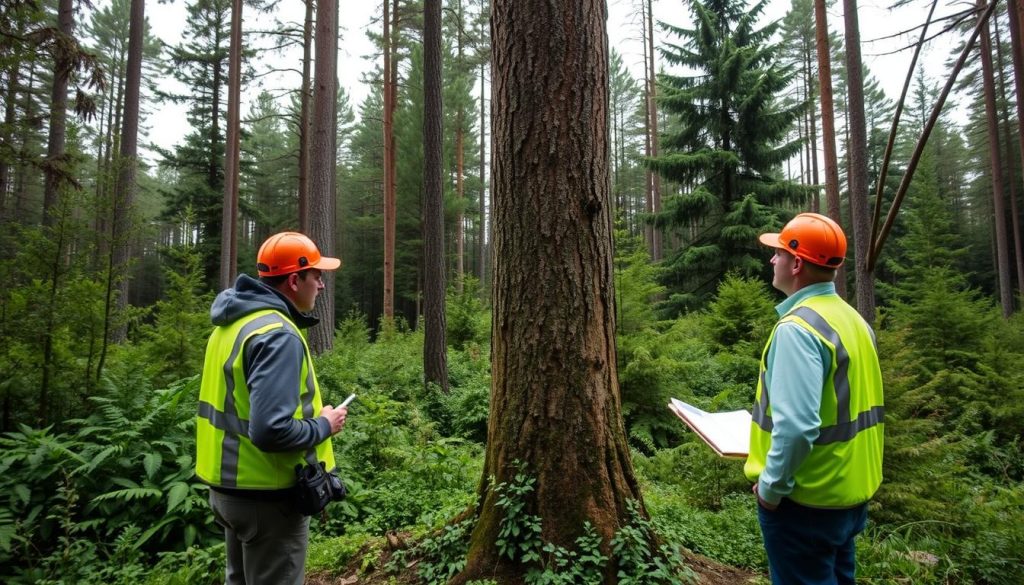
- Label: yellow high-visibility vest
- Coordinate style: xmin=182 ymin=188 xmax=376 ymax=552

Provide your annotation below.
xmin=196 ymin=309 xmax=335 ymax=489
xmin=744 ymin=294 xmax=884 ymax=508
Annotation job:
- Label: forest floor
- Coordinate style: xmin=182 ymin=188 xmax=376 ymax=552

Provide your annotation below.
xmin=307 ymin=535 xmax=762 ymax=585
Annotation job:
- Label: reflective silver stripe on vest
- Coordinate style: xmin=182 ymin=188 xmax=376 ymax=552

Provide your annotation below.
xmin=218 ymin=313 xmax=286 ymax=487
xmin=274 ymin=318 xmax=321 ymax=468
xmin=197 ymin=401 xmax=249 ymax=436
xmin=751 ymin=306 xmax=883 ymax=443
xmin=815 ymin=404 xmax=885 ymax=444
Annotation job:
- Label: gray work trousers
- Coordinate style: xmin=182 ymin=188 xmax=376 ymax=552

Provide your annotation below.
xmin=209 ymin=489 xmax=309 ymax=585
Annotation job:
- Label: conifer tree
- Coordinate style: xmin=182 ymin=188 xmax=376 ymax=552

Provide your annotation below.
xmin=648 ymin=0 xmax=806 ymax=312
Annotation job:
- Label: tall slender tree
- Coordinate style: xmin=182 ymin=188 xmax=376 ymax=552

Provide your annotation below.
xmin=423 ymin=0 xmax=448 ymax=391
xmin=309 ymin=0 xmax=340 ymax=352
xmin=977 ymin=0 xmax=1013 ymax=316
xmin=842 ymin=0 xmax=875 ymax=320
xmin=219 ymin=0 xmax=243 ymax=290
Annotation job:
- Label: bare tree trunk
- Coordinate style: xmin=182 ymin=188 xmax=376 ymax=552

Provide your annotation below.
xmin=103 ymin=0 xmax=144 ymax=352
xmin=457 ymin=0 xmax=646 ymax=581
xmin=841 ymin=0 xmax=875 ymax=322
xmin=309 ymin=0 xmax=339 ymax=352
xmin=478 ymin=58 xmax=487 ymax=285
xmin=382 ymin=0 xmax=396 ymax=321
xmin=645 ymin=0 xmax=661 ymax=261
xmin=220 ymin=0 xmax=243 ymax=291
xmin=0 ymin=64 xmax=20 ymax=221
xmin=815 ymin=0 xmax=846 ymax=297
xmin=42 ymin=0 xmax=74 ymax=227
xmin=978 ymin=0 xmax=1013 ymax=316
xmin=806 ymin=45 xmax=820 ymax=214
xmin=298 ymin=0 xmax=314 ymax=232
xmin=1006 ymin=0 xmax=1024 ymax=294
xmin=423 ymin=0 xmax=448 ymax=391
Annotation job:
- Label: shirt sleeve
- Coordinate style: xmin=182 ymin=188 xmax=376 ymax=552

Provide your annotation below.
xmin=243 ymin=328 xmax=332 ymax=453
xmin=757 ymin=321 xmax=829 ymax=505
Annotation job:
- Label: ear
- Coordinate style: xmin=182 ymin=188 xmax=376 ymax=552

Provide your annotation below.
xmin=791 ymin=256 xmax=803 ymax=275
xmin=287 ymin=272 xmax=301 ymax=291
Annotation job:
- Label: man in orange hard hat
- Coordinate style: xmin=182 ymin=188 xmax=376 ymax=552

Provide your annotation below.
xmin=195 ymin=232 xmax=347 ymax=585
xmin=744 ymin=213 xmax=884 ymax=585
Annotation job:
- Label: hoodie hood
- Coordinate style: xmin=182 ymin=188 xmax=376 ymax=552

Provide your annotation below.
xmin=210 ymin=274 xmax=320 ymax=329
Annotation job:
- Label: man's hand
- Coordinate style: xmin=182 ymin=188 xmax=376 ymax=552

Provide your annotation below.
xmin=753 ymin=483 xmax=778 ymax=511
xmin=320 ymin=405 xmax=348 ymax=435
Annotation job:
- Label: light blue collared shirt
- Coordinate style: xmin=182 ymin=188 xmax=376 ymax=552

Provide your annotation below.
xmin=757 ymin=282 xmax=836 ymax=505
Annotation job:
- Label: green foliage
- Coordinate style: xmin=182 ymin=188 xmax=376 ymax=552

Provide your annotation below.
xmin=387 ymin=520 xmax=475 ymax=585
xmin=650 ymin=0 xmax=807 ymax=310
xmin=490 ymin=469 xmax=694 ymax=584
xmin=306 ymin=532 xmax=375 ymax=576
xmin=0 ymin=377 xmax=214 ymax=583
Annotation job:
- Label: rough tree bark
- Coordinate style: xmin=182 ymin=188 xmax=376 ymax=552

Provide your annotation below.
xmin=308 ymin=0 xmax=339 ymax=352
xmin=815 ymin=0 xmax=846 ymax=297
xmin=842 ymin=0 xmax=876 ymax=322
xmin=455 ymin=0 xmax=646 ymax=581
xmin=220 ymin=0 xmax=242 ymax=290
xmin=423 ymin=0 xmax=448 ymax=391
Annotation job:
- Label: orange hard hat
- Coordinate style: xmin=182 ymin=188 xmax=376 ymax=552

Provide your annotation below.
xmin=256 ymin=232 xmax=341 ymax=277
xmin=758 ymin=213 xmax=847 ymax=267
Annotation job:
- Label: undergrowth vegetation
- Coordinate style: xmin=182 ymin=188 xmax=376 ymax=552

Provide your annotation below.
xmin=1 ymin=240 xmax=1022 ymax=584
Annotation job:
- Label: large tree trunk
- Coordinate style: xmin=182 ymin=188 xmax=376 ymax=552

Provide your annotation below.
xmin=841 ymin=0 xmax=875 ymax=322
xmin=457 ymin=0 xmax=645 ymax=581
xmin=309 ymin=0 xmax=339 ymax=352
xmin=382 ymin=0 xmax=397 ymax=321
xmin=978 ymin=0 xmax=1013 ymax=317
xmin=220 ymin=0 xmax=243 ymax=290
xmin=815 ymin=0 xmax=846 ymax=297
xmin=42 ymin=0 xmax=74 ymax=227
xmin=423 ymin=0 xmax=448 ymax=392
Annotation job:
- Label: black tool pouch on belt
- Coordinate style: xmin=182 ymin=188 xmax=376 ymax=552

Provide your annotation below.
xmin=292 ymin=462 xmax=347 ymax=516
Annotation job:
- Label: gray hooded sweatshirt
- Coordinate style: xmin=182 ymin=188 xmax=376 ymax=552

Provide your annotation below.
xmin=209 ymin=274 xmax=332 ymax=456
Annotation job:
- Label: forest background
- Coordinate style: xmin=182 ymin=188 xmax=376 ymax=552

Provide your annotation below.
xmin=1 ymin=0 xmax=1023 ymax=583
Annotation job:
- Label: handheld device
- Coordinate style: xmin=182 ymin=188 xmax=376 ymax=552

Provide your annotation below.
xmin=341 ymin=393 xmax=357 ymax=407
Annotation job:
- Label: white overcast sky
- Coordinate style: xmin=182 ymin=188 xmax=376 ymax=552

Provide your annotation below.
xmin=137 ymin=0 xmax=959 ymax=159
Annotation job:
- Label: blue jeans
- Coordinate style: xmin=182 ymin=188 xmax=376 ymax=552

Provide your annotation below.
xmin=757 ymin=498 xmax=868 ymax=585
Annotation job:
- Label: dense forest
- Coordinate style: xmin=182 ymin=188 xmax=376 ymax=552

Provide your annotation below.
xmin=1 ymin=0 xmax=1023 ymax=583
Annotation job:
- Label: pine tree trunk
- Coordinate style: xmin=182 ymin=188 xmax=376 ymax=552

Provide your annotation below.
xmin=457 ymin=0 xmax=645 ymax=580
xmin=220 ymin=0 xmax=243 ymax=291
xmin=978 ymin=0 xmax=1013 ymax=317
xmin=382 ymin=0 xmax=396 ymax=320
xmin=42 ymin=0 xmax=74 ymax=228
xmin=0 ymin=64 xmax=17 ymax=221
xmin=815 ymin=0 xmax=846 ymax=297
xmin=423 ymin=0 xmax=448 ymax=392
xmin=841 ymin=0 xmax=875 ymax=321
xmin=298 ymin=0 xmax=313 ymax=232
xmin=1006 ymin=0 xmax=1024 ymax=294
xmin=645 ymin=0 xmax=661 ymax=261
xmin=107 ymin=0 xmax=144 ymax=348
xmin=477 ymin=58 xmax=487 ymax=285
xmin=309 ymin=0 xmax=339 ymax=352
